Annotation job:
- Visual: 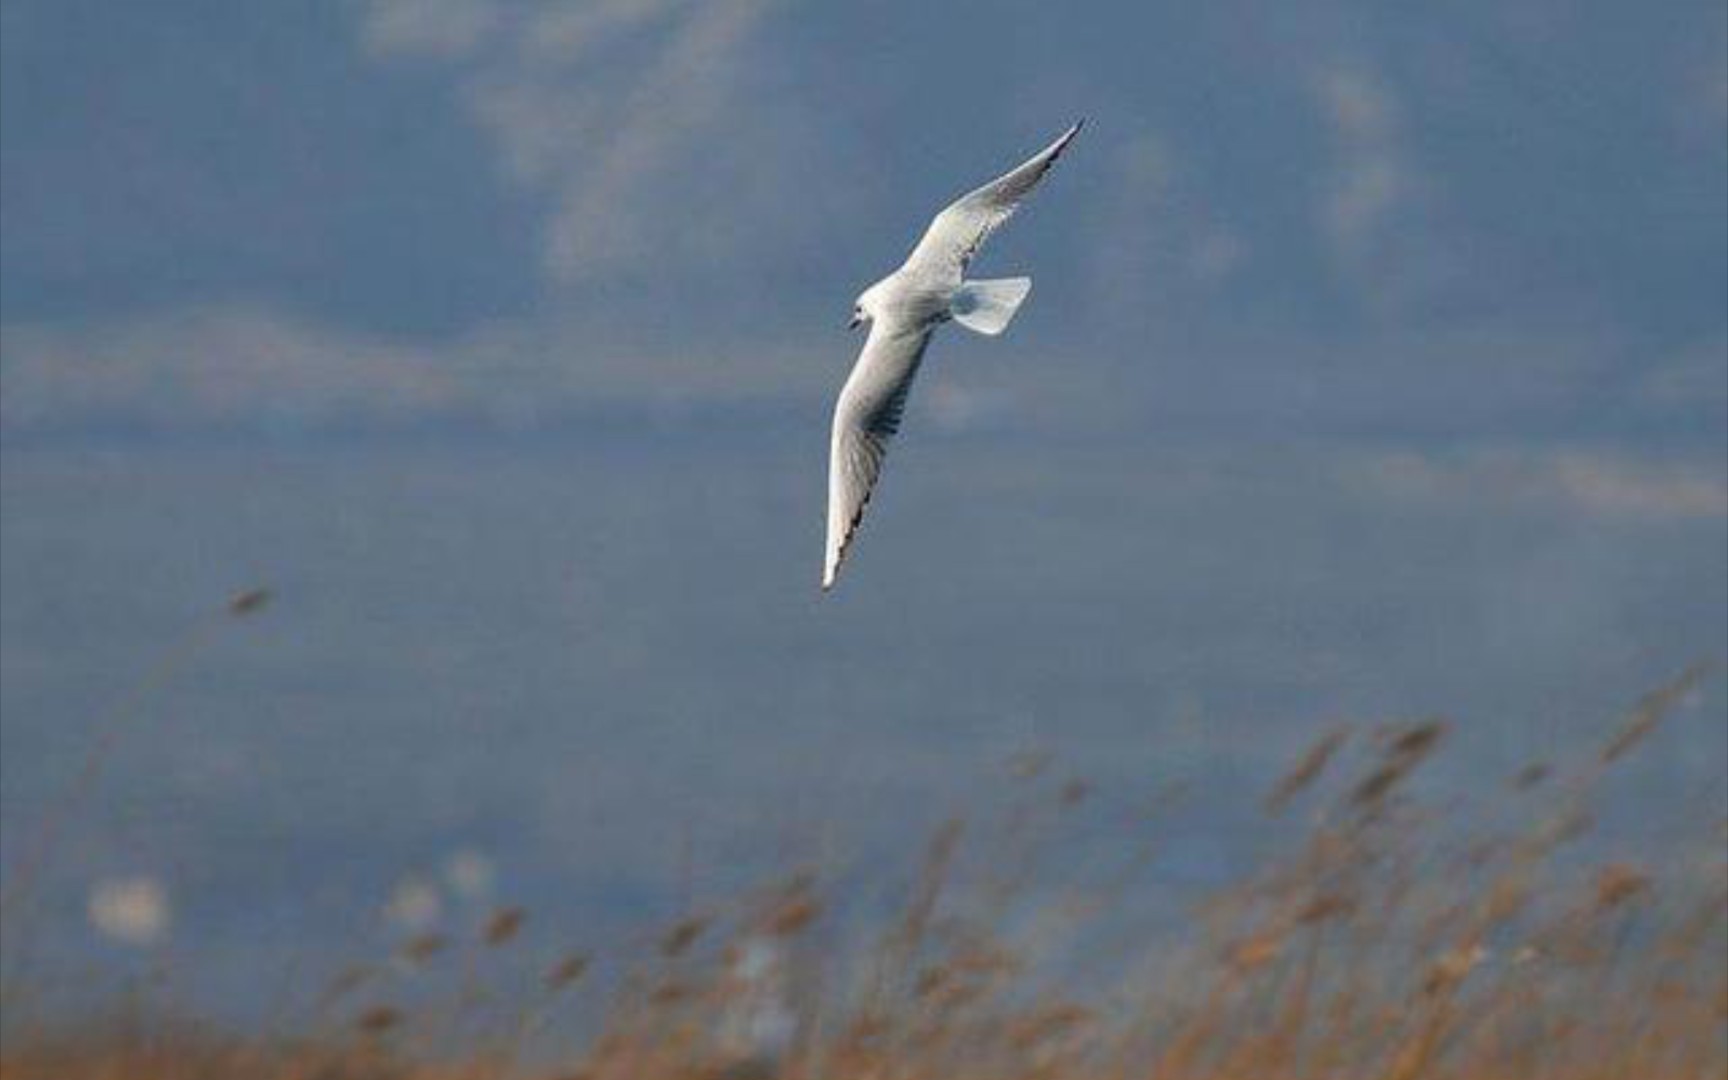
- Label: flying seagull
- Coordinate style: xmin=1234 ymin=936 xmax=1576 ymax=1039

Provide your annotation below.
xmin=823 ymin=119 xmax=1084 ymax=591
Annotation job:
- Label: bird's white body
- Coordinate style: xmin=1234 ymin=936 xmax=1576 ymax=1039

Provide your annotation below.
xmin=823 ymin=121 xmax=1084 ymax=590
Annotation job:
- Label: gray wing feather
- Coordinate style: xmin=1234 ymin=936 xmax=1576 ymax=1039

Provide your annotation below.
xmin=823 ymin=323 xmax=934 ymax=589
xmin=902 ymin=120 xmax=1083 ymax=282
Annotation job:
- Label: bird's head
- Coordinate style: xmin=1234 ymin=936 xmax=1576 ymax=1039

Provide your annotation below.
xmin=848 ymin=284 xmax=882 ymax=331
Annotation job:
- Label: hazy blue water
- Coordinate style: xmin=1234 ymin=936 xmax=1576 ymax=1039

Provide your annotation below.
xmin=2 ymin=426 xmax=1724 ymax=1017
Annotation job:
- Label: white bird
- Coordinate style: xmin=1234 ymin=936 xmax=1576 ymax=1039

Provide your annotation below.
xmin=823 ymin=120 xmax=1084 ymax=590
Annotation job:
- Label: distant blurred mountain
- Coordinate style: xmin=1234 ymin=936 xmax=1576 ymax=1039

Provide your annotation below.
xmin=1 ymin=0 xmax=1722 ymax=438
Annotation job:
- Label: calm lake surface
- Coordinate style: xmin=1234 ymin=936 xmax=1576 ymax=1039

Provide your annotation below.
xmin=3 ymin=425 xmax=1723 ymax=1015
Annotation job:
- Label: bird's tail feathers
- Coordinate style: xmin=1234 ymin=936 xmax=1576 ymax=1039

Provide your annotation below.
xmin=951 ymin=278 xmax=1031 ymax=336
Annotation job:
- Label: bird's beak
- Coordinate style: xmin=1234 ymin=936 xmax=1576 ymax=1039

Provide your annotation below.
xmin=847 ymin=313 xmax=862 ymax=331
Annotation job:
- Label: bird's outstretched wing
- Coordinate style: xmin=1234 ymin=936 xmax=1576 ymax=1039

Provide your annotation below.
xmin=902 ymin=120 xmax=1084 ymax=283
xmin=824 ymin=322 xmax=934 ymax=590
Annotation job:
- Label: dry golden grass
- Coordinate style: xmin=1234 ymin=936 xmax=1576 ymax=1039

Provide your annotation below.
xmin=2 ymin=667 xmax=1724 ymax=1080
